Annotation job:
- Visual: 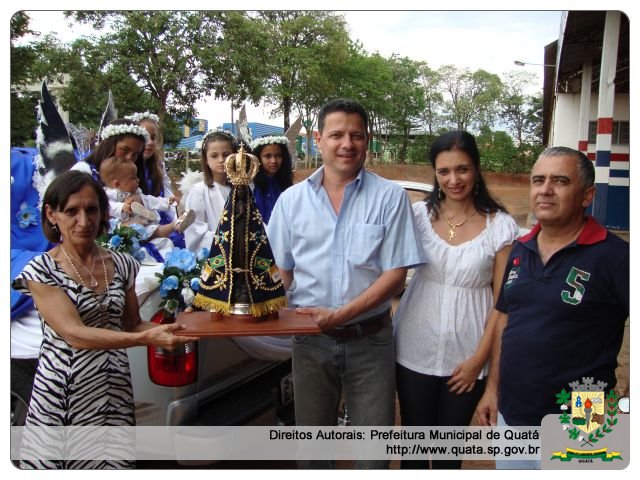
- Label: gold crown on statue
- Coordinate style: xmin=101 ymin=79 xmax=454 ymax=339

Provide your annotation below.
xmin=224 ymin=146 xmax=260 ymax=186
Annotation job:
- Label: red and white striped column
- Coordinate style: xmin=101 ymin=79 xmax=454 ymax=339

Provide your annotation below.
xmin=593 ymin=11 xmax=621 ymax=225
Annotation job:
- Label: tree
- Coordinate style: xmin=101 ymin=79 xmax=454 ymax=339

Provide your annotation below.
xmin=197 ymin=11 xmax=268 ymax=113
xmin=439 ymin=65 xmax=503 ymax=132
xmin=44 ymin=37 xmax=152 ymax=129
xmin=291 ymin=37 xmax=355 ymax=166
xmin=293 ymin=61 xmax=337 ymax=167
xmin=524 ymin=94 xmax=544 ymax=146
xmin=384 ymin=55 xmax=426 ymax=163
xmin=11 ymin=11 xmax=38 ymax=87
xmin=11 ymin=11 xmax=40 ymax=145
xmin=334 ymin=47 xmax=395 ymax=161
xmin=499 ymin=71 xmax=538 ymax=149
xmin=256 ymin=11 xmax=351 ymax=131
xmin=476 ymin=126 xmax=519 ymax=172
xmin=68 ymin=11 xmax=227 ymax=126
xmin=417 ymin=63 xmax=444 ymax=135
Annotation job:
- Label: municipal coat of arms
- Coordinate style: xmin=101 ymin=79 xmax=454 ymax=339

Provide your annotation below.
xmin=552 ymin=377 xmax=621 ymax=462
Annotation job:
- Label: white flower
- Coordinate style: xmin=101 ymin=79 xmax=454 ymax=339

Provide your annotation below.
xmin=100 ymin=124 xmax=150 ymax=142
xmin=563 ymin=425 xmax=569 ymax=431
xmin=578 ymin=436 xmax=584 ymax=442
xmin=125 ymin=111 xmax=160 ymax=124
xmin=250 ymin=135 xmax=289 ymax=150
xmin=560 ymin=404 xmax=568 ymax=411
xmin=181 ymin=287 xmax=195 ymax=307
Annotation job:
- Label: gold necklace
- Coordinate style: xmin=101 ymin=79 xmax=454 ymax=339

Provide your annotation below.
xmin=60 ymin=245 xmax=107 ymax=293
xmin=445 ymin=210 xmax=476 ymax=241
xmin=77 ymin=252 xmax=98 ymax=286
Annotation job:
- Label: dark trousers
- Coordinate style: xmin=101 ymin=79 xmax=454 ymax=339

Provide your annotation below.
xmin=396 ymin=363 xmax=486 ymax=469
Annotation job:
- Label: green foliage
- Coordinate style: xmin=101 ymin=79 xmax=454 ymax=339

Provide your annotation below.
xmin=199 ymin=11 xmax=268 ymax=110
xmin=11 ymin=11 xmax=38 ymax=87
xmin=385 ymin=55 xmax=426 ymax=163
xmin=11 ymin=91 xmax=39 ymax=146
xmin=10 ymin=10 xmax=545 ymax=169
xmin=68 ymin=11 xmax=217 ymax=122
xmin=555 ymin=389 xmax=571 ymax=405
xmin=440 ymin=65 xmax=503 ymax=131
xmin=256 ymin=11 xmax=351 ymax=130
xmin=568 ymin=428 xmax=580 ymax=440
xmin=418 ymin=64 xmax=445 ymax=135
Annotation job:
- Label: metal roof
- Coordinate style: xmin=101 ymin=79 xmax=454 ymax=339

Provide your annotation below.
xmin=556 ymin=11 xmax=629 ymax=95
xmin=543 ymin=11 xmax=630 ymax=144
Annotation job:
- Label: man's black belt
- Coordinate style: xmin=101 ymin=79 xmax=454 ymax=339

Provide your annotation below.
xmin=323 ymin=309 xmax=391 ymax=340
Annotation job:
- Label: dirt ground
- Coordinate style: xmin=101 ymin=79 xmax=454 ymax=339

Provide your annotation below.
xmin=295 ymin=164 xmax=532 ymax=228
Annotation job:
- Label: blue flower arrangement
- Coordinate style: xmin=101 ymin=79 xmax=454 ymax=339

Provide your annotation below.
xmin=97 ymin=224 xmax=146 ymax=262
xmin=155 ymin=247 xmax=209 ymax=316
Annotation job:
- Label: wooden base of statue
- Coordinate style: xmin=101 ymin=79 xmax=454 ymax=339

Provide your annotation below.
xmin=174 ymin=308 xmax=322 ymax=337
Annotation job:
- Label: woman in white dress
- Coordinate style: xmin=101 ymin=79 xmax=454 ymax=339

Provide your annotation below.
xmin=183 ymin=130 xmax=236 ymax=253
xmin=394 ymin=130 xmax=519 ymax=469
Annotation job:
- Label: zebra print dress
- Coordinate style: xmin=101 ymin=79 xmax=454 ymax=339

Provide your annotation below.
xmin=12 ymin=250 xmax=139 ymax=469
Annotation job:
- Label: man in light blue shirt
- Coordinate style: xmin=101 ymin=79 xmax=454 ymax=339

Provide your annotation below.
xmin=267 ymin=98 xmax=426 ymax=468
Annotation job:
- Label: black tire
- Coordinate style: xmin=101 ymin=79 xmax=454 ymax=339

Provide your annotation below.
xmin=11 ymin=358 xmax=37 ymax=427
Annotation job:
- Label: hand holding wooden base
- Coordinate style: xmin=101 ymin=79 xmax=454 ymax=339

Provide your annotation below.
xmin=174 ymin=308 xmax=322 ymax=337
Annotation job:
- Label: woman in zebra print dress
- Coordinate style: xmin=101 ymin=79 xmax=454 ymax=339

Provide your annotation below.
xmin=12 ymin=171 xmax=197 ymax=469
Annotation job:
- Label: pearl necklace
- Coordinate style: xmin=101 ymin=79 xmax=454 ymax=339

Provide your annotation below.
xmin=60 ymin=244 xmax=108 ymax=294
xmin=445 ymin=209 xmax=476 ymax=241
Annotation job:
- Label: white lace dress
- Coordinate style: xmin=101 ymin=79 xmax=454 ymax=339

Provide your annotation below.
xmin=394 ymin=202 xmax=519 ymax=379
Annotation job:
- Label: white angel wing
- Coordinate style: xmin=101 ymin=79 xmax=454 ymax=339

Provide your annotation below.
xmin=178 ymin=170 xmax=204 ymax=201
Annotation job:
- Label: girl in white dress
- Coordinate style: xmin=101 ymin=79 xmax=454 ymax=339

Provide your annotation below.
xmin=183 ymin=131 xmax=237 ymax=253
xmin=394 ymin=130 xmax=519 ymax=469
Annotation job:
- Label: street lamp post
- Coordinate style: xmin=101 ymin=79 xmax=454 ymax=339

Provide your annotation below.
xmin=514 ymin=60 xmax=555 ymax=67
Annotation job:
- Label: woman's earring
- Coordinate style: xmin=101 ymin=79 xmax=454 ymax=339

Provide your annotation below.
xmin=474 ymin=181 xmax=480 ymax=196
xmin=51 ymin=223 xmax=59 ymax=233
xmin=438 ymin=188 xmax=445 ymax=200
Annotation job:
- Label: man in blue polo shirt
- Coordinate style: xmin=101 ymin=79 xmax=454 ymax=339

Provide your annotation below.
xmin=475 ymin=146 xmax=629 ymax=469
xmin=267 ymin=98 xmax=426 ymax=468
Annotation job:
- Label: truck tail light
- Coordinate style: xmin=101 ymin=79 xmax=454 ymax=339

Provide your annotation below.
xmin=147 ymin=310 xmax=197 ymax=387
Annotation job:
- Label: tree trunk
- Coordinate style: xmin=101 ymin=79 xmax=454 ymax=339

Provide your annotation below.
xmin=283 ymin=96 xmax=291 ymax=131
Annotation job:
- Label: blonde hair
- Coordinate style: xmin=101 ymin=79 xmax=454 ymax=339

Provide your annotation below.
xmin=99 ymin=156 xmax=137 ymax=187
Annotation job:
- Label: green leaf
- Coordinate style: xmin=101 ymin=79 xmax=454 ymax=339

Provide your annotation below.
xmin=555 ymin=389 xmax=571 ymax=405
xmin=559 ymin=412 xmax=571 ymax=424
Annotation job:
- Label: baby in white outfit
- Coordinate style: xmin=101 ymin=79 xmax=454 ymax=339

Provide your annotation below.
xmin=99 ymin=156 xmax=194 ymax=239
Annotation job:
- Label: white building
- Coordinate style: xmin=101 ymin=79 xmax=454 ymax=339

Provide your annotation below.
xmin=543 ymin=11 xmax=629 ymax=230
